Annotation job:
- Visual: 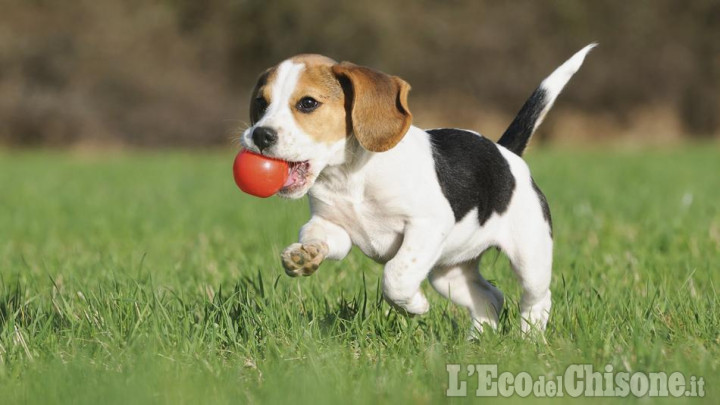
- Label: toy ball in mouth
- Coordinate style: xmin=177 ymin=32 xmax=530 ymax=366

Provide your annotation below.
xmin=233 ymin=149 xmax=289 ymax=198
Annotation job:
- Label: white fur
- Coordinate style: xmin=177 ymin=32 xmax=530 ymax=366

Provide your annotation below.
xmin=241 ymin=46 xmax=593 ymax=333
xmin=532 ymin=43 xmax=597 ymax=132
xmin=306 ymin=130 xmax=552 ymax=331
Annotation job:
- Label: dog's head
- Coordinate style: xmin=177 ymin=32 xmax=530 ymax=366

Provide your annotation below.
xmin=240 ymin=54 xmax=412 ymax=198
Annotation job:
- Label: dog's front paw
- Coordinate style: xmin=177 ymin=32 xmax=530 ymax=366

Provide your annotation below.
xmin=281 ymin=241 xmax=328 ymax=277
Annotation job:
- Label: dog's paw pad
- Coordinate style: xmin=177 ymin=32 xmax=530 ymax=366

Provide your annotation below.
xmin=281 ymin=242 xmax=328 ymax=277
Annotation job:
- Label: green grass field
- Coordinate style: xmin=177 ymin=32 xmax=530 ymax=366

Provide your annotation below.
xmin=1 ymin=145 xmax=718 ymax=404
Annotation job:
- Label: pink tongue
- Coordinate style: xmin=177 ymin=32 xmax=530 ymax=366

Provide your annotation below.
xmin=283 ymin=167 xmax=299 ymax=188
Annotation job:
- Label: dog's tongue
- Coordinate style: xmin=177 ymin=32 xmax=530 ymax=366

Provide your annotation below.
xmin=283 ymin=165 xmax=300 ymax=188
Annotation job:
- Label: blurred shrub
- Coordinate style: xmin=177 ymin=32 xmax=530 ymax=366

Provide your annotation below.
xmin=0 ymin=0 xmax=718 ymax=147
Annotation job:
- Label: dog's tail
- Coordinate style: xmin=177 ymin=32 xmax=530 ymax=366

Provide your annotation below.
xmin=497 ymin=43 xmax=596 ymax=156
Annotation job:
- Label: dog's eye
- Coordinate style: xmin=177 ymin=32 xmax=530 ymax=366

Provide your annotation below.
xmin=296 ymin=96 xmax=320 ymax=113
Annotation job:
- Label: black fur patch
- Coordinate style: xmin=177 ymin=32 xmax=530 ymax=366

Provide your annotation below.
xmin=531 ymin=178 xmax=553 ymax=236
xmin=497 ymin=87 xmax=547 ymax=156
xmin=429 ymin=128 xmax=515 ymax=225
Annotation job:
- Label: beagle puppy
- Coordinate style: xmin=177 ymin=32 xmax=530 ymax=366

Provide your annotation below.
xmin=240 ymin=45 xmax=595 ymax=333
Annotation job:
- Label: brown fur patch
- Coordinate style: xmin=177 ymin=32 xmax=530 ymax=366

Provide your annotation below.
xmin=331 ymin=62 xmax=412 ymax=152
xmin=290 ymin=59 xmax=348 ymax=143
xmin=291 ymin=54 xmax=337 ymax=67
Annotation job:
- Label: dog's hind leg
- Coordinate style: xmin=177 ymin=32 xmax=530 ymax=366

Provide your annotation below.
xmin=505 ymin=225 xmax=553 ymax=333
xmin=429 ymin=258 xmax=504 ymax=332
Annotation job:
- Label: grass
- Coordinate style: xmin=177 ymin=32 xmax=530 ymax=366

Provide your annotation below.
xmin=0 ymin=145 xmax=718 ymax=404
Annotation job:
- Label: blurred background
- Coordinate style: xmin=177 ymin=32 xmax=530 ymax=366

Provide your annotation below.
xmin=1 ymin=0 xmax=718 ymax=148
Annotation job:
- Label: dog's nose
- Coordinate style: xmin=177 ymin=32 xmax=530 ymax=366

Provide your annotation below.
xmin=251 ymin=126 xmax=278 ymax=152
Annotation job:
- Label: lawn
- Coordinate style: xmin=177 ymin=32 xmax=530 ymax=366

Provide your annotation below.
xmin=0 ymin=145 xmax=718 ymax=404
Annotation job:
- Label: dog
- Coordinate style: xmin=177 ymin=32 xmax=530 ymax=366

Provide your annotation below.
xmin=240 ymin=45 xmax=595 ymax=333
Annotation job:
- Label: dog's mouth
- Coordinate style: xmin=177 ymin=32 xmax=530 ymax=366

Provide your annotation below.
xmin=279 ymin=160 xmax=311 ymax=195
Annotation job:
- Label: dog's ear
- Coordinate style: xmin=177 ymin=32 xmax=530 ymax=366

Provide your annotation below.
xmin=332 ymin=62 xmax=412 ymax=152
xmin=249 ymin=68 xmax=274 ymax=125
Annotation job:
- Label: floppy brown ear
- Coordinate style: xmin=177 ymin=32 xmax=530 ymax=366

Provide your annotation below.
xmin=332 ymin=62 xmax=412 ymax=152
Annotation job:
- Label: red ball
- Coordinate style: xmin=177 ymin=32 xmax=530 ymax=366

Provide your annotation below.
xmin=233 ymin=149 xmax=289 ymax=198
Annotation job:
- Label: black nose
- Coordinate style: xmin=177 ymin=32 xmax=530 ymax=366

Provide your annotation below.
xmin=251 ymin=126 xmax=278 ymax=152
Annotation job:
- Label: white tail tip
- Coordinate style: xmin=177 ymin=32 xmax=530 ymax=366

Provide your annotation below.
xmin=541 ymin=43 xmax=597 ymax=95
